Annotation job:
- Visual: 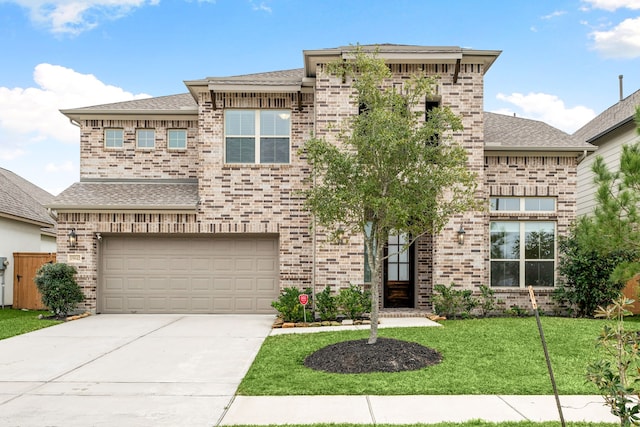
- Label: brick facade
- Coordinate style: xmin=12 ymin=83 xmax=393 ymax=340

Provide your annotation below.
xmin=54 ymin=45 xmax=583 ymax=315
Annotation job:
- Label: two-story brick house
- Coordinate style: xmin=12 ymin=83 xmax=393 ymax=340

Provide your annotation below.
xmin=52 ymin=45 xmax=595 ymax=315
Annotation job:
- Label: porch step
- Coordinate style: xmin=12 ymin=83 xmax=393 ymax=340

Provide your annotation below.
xmin=379 ymin=309 xmax=434 ymax=318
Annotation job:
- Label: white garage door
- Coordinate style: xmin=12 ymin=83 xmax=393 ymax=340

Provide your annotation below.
xmin=99 ymin=235 xmax=279 ymax=314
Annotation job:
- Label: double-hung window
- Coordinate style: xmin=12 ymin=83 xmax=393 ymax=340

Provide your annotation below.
xmin=225 ymin=110 xmax=290 ymax=164
xmin=105 ymin=129 xmax=123 ymax=148
xmin=136 ymin=129 xmax=155 ymax=149
xmin=490 ymin=197 xmax=556 ymax=288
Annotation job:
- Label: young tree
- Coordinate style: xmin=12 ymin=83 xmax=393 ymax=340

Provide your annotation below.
xmin=302 ymin=47 xmax=479 ymax=344
xmin=584 ymin=107 xmax=640 ymax=283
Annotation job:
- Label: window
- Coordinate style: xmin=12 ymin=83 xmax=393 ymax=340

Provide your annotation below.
xmin=490 ymin=221 xmax=555 ymax=287
xmin=105 ymin=129 xmax=123 ymax=148
xmin=168 ymin=129 xmax=187 ymax=150
xmin=136 ymin=129 xmax=155 ymax=149
xmin=425 ymin=100 xmax=441 ymax=146
xmin=225 ymin=110 xmax=290 ymax=164
xmin=490 ymin=197 xmax=555 ymax=212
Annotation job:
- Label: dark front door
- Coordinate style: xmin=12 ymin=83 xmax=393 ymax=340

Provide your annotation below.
xmin=384 ymin=233 xmax=415 ymax=308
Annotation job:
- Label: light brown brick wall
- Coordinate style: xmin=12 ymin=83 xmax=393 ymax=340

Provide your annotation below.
xmin=484 ymin=155 xmax=578 ymax=312
xmin=80 ymin=119 xmax=199 ymax=180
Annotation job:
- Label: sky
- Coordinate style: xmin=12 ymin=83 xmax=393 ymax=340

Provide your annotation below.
xmin=1 ymin=0 xmax=639 ymax=195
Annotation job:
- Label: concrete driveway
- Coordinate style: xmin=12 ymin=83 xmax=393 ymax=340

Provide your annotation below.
xmin=0 ymin=314 xmax=274 ymax=427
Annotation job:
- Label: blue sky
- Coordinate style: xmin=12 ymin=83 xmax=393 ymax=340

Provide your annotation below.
xmin=1 ymin=0 xmax=639 ymax=195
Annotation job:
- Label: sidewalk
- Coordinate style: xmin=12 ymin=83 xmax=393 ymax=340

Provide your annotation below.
xmin=218 ymin=317 xmax=617 ymax=425
xmin=219 ymin=395 xmax=616 ymax=425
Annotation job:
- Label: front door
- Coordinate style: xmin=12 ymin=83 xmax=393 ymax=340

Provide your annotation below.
xmin=384 ymin=233 xmax=415 ymax=308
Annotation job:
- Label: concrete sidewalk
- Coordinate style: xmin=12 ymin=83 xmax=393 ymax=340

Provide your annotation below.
xmin=219 ymin=394 xmax=617 ymax=425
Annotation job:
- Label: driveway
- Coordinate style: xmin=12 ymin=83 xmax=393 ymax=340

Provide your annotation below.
xmin=0 ymin=314 xmax=274 ymax=427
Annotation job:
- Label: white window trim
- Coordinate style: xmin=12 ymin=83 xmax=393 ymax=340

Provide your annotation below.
xmin=224 ymin=109 xmax=291 ymax=164
xmin=490 ymin=220 xmax=557 ymax=288
xmin=104 ymin=128 xmax=124 ymax=149
xmin=167 ymin=129 xmax=187 ymax=150
xmin=136 ymin=129 xmax=155 ymax=149
xmin=490 ymin=197 xmax=556 ymax=213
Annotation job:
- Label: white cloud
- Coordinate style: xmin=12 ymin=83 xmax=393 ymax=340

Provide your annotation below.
xmin=495 ymin=92 xmax=597 ymax=133
xmin=45 ymin=160 xmax=74 ymax=172
xmin=6 ymin=0 xmax=159 ymax=35
xmin=590 ymin=16 xmax=640 ymax=57
xmin=0 ymin=63 xmax=150 ymax=144
xmin=541 ymin=10 xmax=567 ymax=19
xmin=250 ymin=0 xmax=271 ymax=13
xmin=582 ymin=0 xmax=640 ymax=10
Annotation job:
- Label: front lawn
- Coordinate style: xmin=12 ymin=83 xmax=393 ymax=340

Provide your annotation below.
xmin=0 ymin=308 xmax=62 ymax=340
xmin=238 ymin=317 xmax=628 ymax=396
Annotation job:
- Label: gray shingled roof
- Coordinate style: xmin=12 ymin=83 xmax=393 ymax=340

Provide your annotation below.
xmin=0 ymin=168 xmax=56 ymax=226
xmin=206 ymin=69 xmax=304 ymax=86
xmin=484 ymin=112 xmax=596 ymax=151
xmin=573 ymin=89 xmax=640 ymax=143
xmin=49 ymin=181 xmax=199 ymax=210
xmin=61 ymin=93 xmax=197 ymax=113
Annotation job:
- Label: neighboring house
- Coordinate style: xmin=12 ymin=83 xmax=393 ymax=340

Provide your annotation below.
xmin=0 ymin=168 xmax=57 ymax=307
xmin=574 ymin=89 xmax=640 ymax=216
xmin=52 ymin=45 xmax=595 ymax=315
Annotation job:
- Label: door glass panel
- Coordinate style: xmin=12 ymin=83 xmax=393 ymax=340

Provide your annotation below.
xmin=399 ymin=264 xmax=409 ymax=281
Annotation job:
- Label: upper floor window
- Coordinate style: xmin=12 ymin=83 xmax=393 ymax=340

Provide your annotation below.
xmin=168 ymin=129 xmax=187 ymax=150
xmin=105 ymin=129 xmax=123 ymax=149
xmin=136 ymin=129 xmax=155 ymax=149
xmin=490 ymin=197 xmax=555 ymax=212
xmin=225 ymin=110 xmax=290 ymax=164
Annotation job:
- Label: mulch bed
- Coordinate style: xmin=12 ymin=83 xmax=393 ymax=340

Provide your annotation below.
xmin=304 ymin=337 xmax=442 ymax=374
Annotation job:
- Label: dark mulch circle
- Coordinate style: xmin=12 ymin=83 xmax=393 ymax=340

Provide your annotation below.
xmin=304 ymin=337 xmax=442 ymax=374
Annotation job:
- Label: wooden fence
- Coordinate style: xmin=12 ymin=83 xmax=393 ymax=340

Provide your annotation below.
xmin=13 ymin=252 xmax=56 ymax=310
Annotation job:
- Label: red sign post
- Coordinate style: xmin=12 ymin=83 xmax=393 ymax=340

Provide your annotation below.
xmin=299 ymin=294 xmax=309 ymax=323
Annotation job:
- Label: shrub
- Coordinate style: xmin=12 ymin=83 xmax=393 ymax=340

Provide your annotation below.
xmin=432 ymin=283 xmax=478 ymax=319
xmin=34 ymin=263 xmax=84 ymax=316
xmin=315 ymin=286 xmax=338 ymax=321
xmin=477 ymin=284 xmax=502 ymax=317
xmin=271 ymin=287 xmax=312 ymax=322
xmin=336 ymin=284 xmax=371 ymax=319
xmin=553 ymin=227 xmax=638 ymax=317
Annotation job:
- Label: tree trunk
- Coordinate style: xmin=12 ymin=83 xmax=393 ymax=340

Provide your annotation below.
xmin=368 ymin=239 xmax=385 ymax=344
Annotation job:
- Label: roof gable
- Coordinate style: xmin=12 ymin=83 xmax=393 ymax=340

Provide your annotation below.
xmin=573 ymin=89 xmax=640 ymax=144
xmin=0 ymin=168 xmax=56 ymax=227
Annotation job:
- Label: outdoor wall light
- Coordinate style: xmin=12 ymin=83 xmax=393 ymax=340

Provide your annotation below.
xmin=67 ymin=228 xmax=77 ymax=248
xmin=457 ymin=226 xmax=466 ymax=245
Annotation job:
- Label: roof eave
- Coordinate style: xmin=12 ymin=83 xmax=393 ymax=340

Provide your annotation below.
xmin=51 ymin=206 xmax=197 ymax=212
xmin=208 ymin=83 xmax=302 ymax=93
xmin=586 ymin=115 xmax=636 ymax=144
xmin=0 ymin=212 xmax=55 ymax=228
xmin=484 ymin=145 xmax=597 ymax=154
xmin=60 ymin=109 xmax=198 ymax=121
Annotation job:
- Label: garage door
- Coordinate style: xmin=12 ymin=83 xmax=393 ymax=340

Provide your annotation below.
xmin=99 ymin=235 xmax=279 ymax=314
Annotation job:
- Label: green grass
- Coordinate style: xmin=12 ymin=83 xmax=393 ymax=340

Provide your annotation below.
xmin=238 ymin=317 xmax=631 ymax=396
xmin=0 ymin=308 xmax=62 ymax=340
xmin=227 ymin=422 xmax=616 ymax=427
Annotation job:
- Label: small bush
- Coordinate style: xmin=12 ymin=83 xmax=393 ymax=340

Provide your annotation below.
xmin=433 ymin=283 xmax=478 ymax=319
xmin=478 ymin=284 xmax=503 ymax=317
xmin=337 ymin=284 xmax=371 ymax=320
xmin=34 ymin=263 xmax=84 ymax=316
xmin=271 ymin=287 xmax=312 ymax=322
xmin=315 ymin=286 xmax=338 ymax=321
